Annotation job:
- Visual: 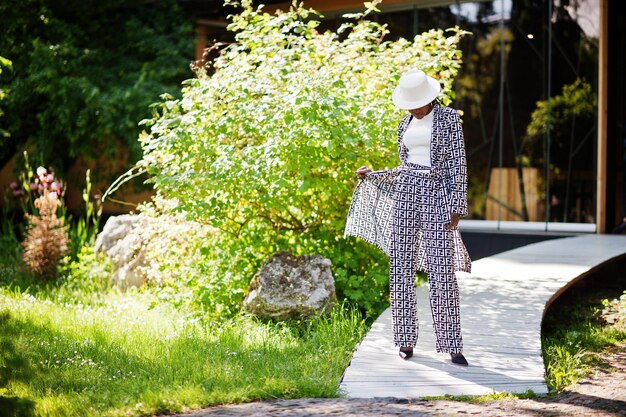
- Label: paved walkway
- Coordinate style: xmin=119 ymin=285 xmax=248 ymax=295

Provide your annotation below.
xmin=340 ymin=234 xmax=626 ymax=399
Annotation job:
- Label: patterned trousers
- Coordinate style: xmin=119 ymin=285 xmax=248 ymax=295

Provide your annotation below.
xmin=390 ymin=167 xmax=463 ymax=353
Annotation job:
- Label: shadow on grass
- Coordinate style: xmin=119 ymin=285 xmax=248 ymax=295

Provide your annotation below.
xmin=0 ymin=312 xmax=36 ymax=417
xmin=542 ymin=255 xmax=626 ymax=336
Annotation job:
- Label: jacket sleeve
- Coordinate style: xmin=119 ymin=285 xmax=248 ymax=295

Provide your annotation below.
xmin=444 ymin=109 xmax=468 ymax=216
xmin=397 ymin=115 xmax=411 ymax=164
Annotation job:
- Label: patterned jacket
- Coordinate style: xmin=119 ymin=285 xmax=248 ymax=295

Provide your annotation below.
xmin=344 ymin=104 xmax=472 ymax=273
xmin=396 ymin=104 xmax=469 ymax=217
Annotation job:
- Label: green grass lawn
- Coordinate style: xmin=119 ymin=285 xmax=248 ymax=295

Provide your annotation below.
xmin=542 ymin=266 xmax=626 ymax=392
xmin=0 ymin=282 xmax=368 ymax=417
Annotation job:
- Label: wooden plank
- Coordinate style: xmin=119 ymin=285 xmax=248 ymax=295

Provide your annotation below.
xmin=340 ymin=235 xmax=626 ymax=399
xmin=596 ymin=0 xmax=608 ymax=234
xmin=486 ymin=167 xmax=544 ymax=221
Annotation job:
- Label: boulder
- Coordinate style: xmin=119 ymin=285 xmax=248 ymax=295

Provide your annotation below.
xmin=242 ymin=251 xmax=337 ymax=320
xmin=95 ymin=214 xmax=149 ymax=289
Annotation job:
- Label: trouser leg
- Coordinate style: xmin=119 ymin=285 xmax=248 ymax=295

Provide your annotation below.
xmin=389 ymin=175 xmax=419 ymax=348
xmin=421 ymin=217 xmax=463 ymax=354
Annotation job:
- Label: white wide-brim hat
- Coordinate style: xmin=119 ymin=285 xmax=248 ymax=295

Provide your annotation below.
xmin=392 ymin=69 xmax=441 ymax=110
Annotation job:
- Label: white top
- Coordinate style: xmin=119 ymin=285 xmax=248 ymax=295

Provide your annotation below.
xmin=402 ymin=112 xmax=433 ymax=167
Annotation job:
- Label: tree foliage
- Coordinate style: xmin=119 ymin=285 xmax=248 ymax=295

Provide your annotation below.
xmin=134 ymin=0 xmax=468 ymax=316
xmin=0 ymin=0 xmax=194 ymax=170
xmin=0 ymin=56 xmax=11 ymax=139
xmin=522 ymin=78 xmax=596 ymax=170
xmin=526 ymin=78 xmax=596 ymax=138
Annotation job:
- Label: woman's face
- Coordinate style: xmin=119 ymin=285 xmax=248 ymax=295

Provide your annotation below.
xmin=408 ymin=102 xmax=432 ymax=119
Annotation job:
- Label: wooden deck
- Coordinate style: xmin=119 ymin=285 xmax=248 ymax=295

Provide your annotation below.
xmin=340 ymin=234 xmax=626 ymax=398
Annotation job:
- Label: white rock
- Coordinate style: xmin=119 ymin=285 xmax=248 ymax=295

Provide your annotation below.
xmin=242 ymin=251 xmax=338 ymax=320
xmin=95 ymin=214 xmax=149 ymax=289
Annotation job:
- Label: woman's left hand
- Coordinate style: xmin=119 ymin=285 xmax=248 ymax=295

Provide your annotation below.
xmin=447 ymin=213 xmax=461 ymax=230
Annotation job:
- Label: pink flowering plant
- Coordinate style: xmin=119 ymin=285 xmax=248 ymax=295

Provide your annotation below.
xmin=5 ymin=151 xmax=102 ymax=270
xmin=9 ymin=151 xmax=66 ymax=219
xmin=21 ymin=185 xmax=69 ymax=280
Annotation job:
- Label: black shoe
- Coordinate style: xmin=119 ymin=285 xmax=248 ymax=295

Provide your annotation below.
xmin=399 ymin=347 xmax=413 ymax=359
xmin=450 ymin=353 xmax=468 ymax=366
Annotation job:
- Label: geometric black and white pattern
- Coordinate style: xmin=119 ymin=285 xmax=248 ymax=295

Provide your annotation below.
xmin=344 ymin=104 xmax=471 ymax=353
xmin=390 ymin=168 xmax=463 ymax=352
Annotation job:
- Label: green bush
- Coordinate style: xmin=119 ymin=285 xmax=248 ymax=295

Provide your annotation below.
xmin=59 ymin=246 xmax=112 ymax=296
xmin=128 ymin=0 xmax=468 ymax=317
xmin=0 ymin=55 xmax=10 ymax=138
xmin=0 ymin=0 xmax=193 ymax=170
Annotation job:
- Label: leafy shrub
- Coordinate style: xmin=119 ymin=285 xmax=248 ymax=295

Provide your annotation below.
xmin=126 ymin=0 xmax=468 ymax=316
xmin=59 ymin=245 xmax=112 ymax=295
xmin=0 ymin=55 xmax=10 ymax=139
xmin=126 ymin=200 xmax=233 ymax=315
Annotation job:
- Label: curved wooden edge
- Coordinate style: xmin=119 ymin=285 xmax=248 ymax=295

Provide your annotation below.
xmin=541 ymin=252 xmax=626 ymax=320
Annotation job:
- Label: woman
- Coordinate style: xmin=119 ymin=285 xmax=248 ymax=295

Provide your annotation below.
xmin=344 ymin=68 xmax=471 ymax=365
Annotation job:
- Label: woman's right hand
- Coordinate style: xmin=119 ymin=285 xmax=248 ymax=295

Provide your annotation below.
xmin=355 ymin=166 xmax=372 ymax=179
